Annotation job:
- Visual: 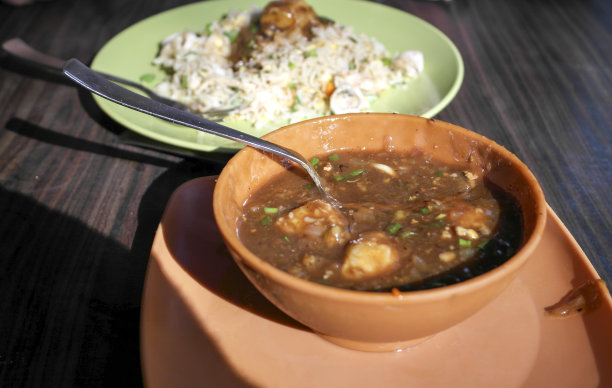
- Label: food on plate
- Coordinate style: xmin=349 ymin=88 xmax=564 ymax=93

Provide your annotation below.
xmin=239 ymin=150 xmax=524 ymax=291
xmin=151 ymin=0 xmax=424 ymax=128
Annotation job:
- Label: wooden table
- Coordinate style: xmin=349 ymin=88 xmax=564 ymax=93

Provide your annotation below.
xmin=1 ymin=0 xmax=610 ymax=386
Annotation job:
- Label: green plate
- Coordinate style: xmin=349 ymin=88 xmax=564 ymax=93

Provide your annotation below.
xmin=91 ymin=0 xmax=464 ymax=153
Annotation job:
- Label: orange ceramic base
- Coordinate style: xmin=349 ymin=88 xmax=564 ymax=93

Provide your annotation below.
xmin=141 ymin=176 xmax=612 ymax=388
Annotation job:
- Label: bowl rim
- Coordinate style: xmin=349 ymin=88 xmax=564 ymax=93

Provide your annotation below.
xmin=213 ymin=113 xmax=547 ymax=304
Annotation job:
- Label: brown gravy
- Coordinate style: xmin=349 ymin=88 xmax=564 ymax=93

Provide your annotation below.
xmin=239 ymin=150 xmax=524 ymax=291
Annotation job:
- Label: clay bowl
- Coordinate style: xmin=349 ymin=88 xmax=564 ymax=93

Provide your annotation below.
xmin=212 ymin=113 xmax=547 ymax=352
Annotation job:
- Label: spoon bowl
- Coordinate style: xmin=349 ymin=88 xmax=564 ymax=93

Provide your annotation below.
xmin=62 ymin=58 xmax=336 ymax=202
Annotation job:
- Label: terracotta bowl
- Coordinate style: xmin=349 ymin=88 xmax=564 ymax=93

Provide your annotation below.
xmin=212 ymin=113 xmax=547 ymax=352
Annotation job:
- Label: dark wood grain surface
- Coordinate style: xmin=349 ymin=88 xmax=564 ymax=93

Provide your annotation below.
xmin=1 ymin=0 xmax=610 ymax=386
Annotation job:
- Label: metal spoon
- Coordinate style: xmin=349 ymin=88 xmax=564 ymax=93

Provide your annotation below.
xmin=62 ymin=58 xmax=337 ymax=203
xmin=1 ymin=38 xmax=236 ymax=121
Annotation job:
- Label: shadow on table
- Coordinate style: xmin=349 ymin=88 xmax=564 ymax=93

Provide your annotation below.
xmin=0 ymin=169 xmax=232 ymax=386
xmin=0 ymin=120 xmax=232 ymax=386
xmin=0 ymin=185 xmax=145 ymax=386
xmin=4 ymin=118 xmax=177 ymax=168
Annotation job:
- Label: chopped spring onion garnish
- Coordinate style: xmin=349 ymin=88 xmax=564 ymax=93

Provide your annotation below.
xmin=223 ymin=30 xmax=240 ymax=43
xmin=459 ymin=238 xmax=472 ymax=248
xmin=420 ymin=207 xmax=431 ymax=214
xmin=291 ymin=95 xmax=302 ymax=112
xmin=264 ymin=207 xmax=278 ymax=214
xmin=310 ymin=157 xmax=320 ymax=167
xmin=139 ymin=73 xmax=155 ymax=83
xmin=328 ymin=153 xmax=340 ymax=161
xmin=387 ymin=223 xmax=402 ymax=235
xmin=334 ymin=168 xmax=365 ymax=181
xmin=478 ymin=240 xmax=489 ymax=249
xmin=260 ymin=216 xmax=271 ymax=225
xmin=435 ymin=213 xmax=447 ymax=220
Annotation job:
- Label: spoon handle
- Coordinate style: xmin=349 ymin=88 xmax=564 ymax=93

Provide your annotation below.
xmin=2 ymin=39 xmax=184 ymax=109
xmin=64 ymin=59 xmax=287 ymax=154
xmin=62 ymin=58 xmax=331 ymax=197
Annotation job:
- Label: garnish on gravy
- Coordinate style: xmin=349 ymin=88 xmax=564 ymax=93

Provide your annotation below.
xmin=239 ymin=150 xmax=524 ymax=292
